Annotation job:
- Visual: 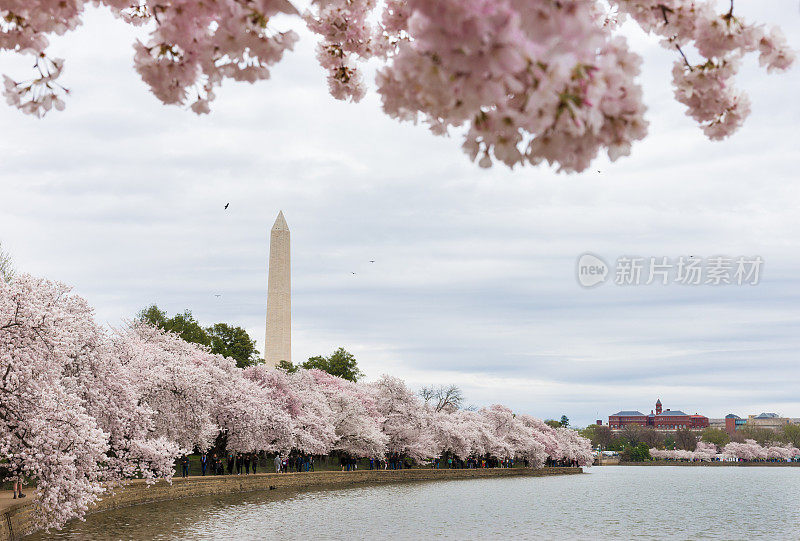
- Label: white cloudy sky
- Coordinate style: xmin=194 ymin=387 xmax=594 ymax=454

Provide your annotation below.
xmin=1 ymin=2 xmax=798 ymax=426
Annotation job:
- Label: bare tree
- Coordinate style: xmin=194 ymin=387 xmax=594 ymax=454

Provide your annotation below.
xmin=419 ymin=384 xmax=464 ymax=413
xmin=0 ymin=242 xmax=13 ymax=282
xmin=593 ymin=426 xmax=614 ymax=450
xmin=639 ymin=428 xmax=665 ymax=448
xmin=675 ymin=428 xmax=698 ymax=451
xmin=620 ymin=425 xmax=645 ymax=446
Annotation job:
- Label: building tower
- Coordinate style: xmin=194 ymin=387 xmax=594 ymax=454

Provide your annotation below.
xmin=265 ymin=211 xmax=290 ymax=367
xmin=656 ymin=399 xmax=662 ymax=415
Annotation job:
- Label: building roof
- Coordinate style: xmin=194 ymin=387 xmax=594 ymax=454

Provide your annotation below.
xmin=656 ymin=399 xmax=662 ymax=404
xmin=755 ymin=413 xmax=780 ymax=419
xmin=657 ymin=410 xmax=688 ymax=416
xmin=725 ymin=414 xmax=741 ymax=419
xmin=611 ymin=411 xmax=645 ymax=417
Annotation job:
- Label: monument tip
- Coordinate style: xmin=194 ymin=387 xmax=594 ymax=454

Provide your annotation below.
xmin=272 ymin=210 xmax=289 ymax=231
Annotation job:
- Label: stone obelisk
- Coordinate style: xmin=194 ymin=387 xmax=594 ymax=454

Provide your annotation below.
xmin=265 ymin=211 xmax=290 ymax=367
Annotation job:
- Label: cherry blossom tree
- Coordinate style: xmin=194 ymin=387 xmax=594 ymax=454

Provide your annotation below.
xmin=113 ymin=323 xmax=226 ymax=452
xmin=1 ymin=0 xmax=794 ymax=171
xmin=722 ymin=439 xmax=799 ymax=462
xmin=213 ymin=374 xmax=293 ymax=453
xmin=2 ymin=271 xmax=596 ymax=529
xmin=429 ymin=408 xmax=475 ymax=460
xmin=0 ymin=275 xmax=172 ymax=530
xmin=652 ymin=439 xmax=800 ymax=462
xmin=243 ymin=366 xmax=333 ymax=454
xmin=371 ymin=375 xmax=437 ymax=460
xmin=309 ymin=369 xmax=387 ymax=457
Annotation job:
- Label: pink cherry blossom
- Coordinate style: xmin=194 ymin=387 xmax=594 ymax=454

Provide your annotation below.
xmin=1 ymin=0 xmax=793 ymax=171
xmin=2 ymin=271 xmax=594 ymax=530
xmin=651 ymin=439 xmax=800 ymax=462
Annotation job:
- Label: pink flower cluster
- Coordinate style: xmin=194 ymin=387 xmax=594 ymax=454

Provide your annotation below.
xmin=1 ymin=0 xmax=794 ymax=170
xmin=0 ymin=275 xmax=177 ymax=531
xmin=1 ymin=273 xmax=592 ymax=529
xmin=650 ymin=439 xmax=800 ymax=462
xmin=721 ymin=439 xmax=800 ymax=462
xmin=649 ymin=441 xmax=719 ymax=461
xmin=611 ymin=0 xmax=795 ymax=140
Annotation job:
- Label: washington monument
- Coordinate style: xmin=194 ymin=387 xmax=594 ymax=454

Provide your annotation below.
xmin=265 ymin=211 xmax=290 ymax=367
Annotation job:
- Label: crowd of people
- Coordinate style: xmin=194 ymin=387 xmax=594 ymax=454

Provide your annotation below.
xmin=170 ymin=451 xmax=590 ymax=477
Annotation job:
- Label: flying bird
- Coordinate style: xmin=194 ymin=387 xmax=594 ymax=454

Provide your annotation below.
xmin=352 ymin=272 xmax=357 ymax=275
xmin=214 ymin=294 xmax=221 ymax=297
xmin=224 ymin=203 xmax=229 ymax=209
xmin=369 ymin=260 xmax=375 ymax=263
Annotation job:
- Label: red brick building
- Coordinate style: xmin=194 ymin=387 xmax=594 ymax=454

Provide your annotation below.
xmin=608 ymin=399 xmax=709 ymax=430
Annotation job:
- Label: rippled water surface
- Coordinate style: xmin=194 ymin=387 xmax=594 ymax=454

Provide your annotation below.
xmin=30 ymin=466 xmax=800 ymax=540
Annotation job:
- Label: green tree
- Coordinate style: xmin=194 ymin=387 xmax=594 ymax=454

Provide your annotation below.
xmin=137 ymin=305 xmax=261 ymax=368
xmin=544 ymin=420 xmax=561 ymax=429
xmin=277 ymin=360 xmax=298 ymax=373
xmin=206 ymin=323 xmax=261 ymax=368
xmin=578 ymin=424 xmax=597 ymax=443
xmin=700 ymin=428 xmax=730 ymax=447
xmin=138 ymin=306 xmax=211 ymax=347
xmin=621 ymin=443 xmax=651 ymax=462
xmin=301 ymin=348 xmax=364 ymax=382
xmin=559 ymin=415 xmax=570 ymax=427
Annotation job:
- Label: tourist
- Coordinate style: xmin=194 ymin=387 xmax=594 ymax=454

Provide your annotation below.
xmin=227 ymin=452 xmax=234 ymax=475
xmin=236 ymin=453 xmax=242 ymax=475
xmin=12 ymin=476 xmax=25 ymax=499
xmin=243 ymin=453 xmax=251 ymax=475
xmin=251 ymin=453 xmax=258 ymax=474
xmin=309 ymin=455 xmax=314 ymax=472
xmin=180 ymin=455 xmax=189 ymax=478
xmin=200 ymin=452 xmax=208 ymax=476
xmin=274 ymin=454 xmax=281 ymax=473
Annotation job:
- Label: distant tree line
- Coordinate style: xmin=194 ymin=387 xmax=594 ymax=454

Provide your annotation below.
xmin=579 ymin=423 xmax=800 ymax=462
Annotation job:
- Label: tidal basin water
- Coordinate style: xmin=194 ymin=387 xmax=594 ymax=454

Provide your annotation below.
xmin=30 ymin=466 xmax=800 ymax=540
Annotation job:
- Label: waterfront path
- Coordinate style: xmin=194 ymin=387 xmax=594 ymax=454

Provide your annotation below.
xmin=2 ymin=467 xmax=581 ymax=540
